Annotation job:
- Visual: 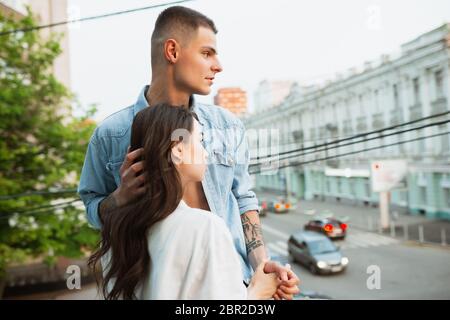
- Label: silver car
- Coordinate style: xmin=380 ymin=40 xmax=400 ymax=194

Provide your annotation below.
xmin=288 ymin=231 xmax=349 ymax=275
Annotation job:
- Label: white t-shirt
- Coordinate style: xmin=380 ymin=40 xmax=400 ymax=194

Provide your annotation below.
xmin=101 ymin=200 xmax=248 ymax=300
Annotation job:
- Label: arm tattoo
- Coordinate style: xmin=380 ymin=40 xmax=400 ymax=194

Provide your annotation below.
xmin=98 ymin=193 xmax=118 ymax=224
xmin=241 ymin=213 xmax=263 ymax=254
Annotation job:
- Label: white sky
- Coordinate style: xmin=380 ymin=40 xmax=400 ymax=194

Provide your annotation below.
xmin=68 ymin=0 xmax=450 ymax=121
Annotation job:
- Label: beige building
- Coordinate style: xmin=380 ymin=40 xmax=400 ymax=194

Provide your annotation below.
xmin=214 ymin=87 xmax=248 ymax=116
xmin=0 ymin=0 xmax=71 ymax=89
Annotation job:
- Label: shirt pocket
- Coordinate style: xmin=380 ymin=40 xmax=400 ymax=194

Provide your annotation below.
xmin=210 ymin=149 xmax=235 ymax=167
xmin=106 ymin=161 xmax=123 ymax=186
xmin=209 ymin=149 xmax=235 ymax=196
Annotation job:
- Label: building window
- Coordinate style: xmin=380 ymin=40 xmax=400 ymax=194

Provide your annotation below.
xmin=374 ymin=89 xmax=380 ymax=112
xmin=393 ymin=84 xmax=400 ymax=109
xmin=444 ymin=188 xmax=450 ymax=208
xmin=413 ymin=77 xmax=421 ymax=104
xmin=358 ymin=94 xmax=364 ymax=116
xmin=349 ymin=179 xmax=356 ymax=196
xmin=365 ymin=179 xmax=371 ymax=198
xmin=419 ymin=186 xmax=427 ymax=206
xmin=440 ymin=125 xmax=450 ymax=153
xmin=435 ymin=70 xmax=444 ymax=98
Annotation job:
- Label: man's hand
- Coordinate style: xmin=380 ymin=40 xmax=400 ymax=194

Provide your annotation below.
xmin=113 ymin=147 xmax=146 ymax=206
xmin=264 ymin=261 xmax=300 ymax=300
xmin=98 ymin=147 xmax=146 ymax=224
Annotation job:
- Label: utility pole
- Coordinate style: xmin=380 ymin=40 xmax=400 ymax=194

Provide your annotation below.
xmin=379 ymin=191 xmax=390 ymax=230
xmin=285 ymin=166 xmax=291 ymax=203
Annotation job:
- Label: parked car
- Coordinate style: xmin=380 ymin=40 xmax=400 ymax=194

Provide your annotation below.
xmin=293 ymin=290 xmax=332 ymax=300
xmin=258 ymin=199 xmax=268 ymax=217
xmin=267 ymin=197 xmax=291 ymax=214
xmin=304 ymin=217 xmax=347 ymax=240
xmin=288 ymin=231 xmax=349 ymax=275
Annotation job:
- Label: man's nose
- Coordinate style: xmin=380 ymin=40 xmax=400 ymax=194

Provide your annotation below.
xmin=212 ymin=59 xmax=223 ymax=73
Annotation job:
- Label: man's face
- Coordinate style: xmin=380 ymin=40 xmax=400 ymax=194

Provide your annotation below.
xmin=174 ymin=26 xmax=223 ymax=95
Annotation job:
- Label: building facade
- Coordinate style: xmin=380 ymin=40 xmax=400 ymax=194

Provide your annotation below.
xmin=0 ymin=0 xmax=71 ymax=89
xmin=253 ymin=80 xmax=295 ymax=114
xmin=214 ymin=87 xmax=248 ymax=116
xmin=244 ymin=24 xmax=450 ymax=220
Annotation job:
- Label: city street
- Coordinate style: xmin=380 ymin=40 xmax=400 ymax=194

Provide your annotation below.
xmin=259 ymin=192 xmax=450 ymax=299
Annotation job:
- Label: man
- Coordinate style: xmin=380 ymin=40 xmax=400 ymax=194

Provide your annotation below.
xmin=78 ymin=6 xmax=299 ymax=300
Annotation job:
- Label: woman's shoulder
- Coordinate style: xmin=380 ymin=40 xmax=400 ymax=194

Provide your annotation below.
xmin=177 ymin=206 xmax=225 ymax=230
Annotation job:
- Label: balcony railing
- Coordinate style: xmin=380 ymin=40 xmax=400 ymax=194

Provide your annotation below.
xmin=409 ymin=103 xmax=422 ymax=121
xmin=431 ymin=97 xmax=447 ymax=115
xmin=356 ymin=117 xmax=367 ymax=132
xmin=372 ymin=113 xmax=384 ymax=129
xmin=390 ymin=109 xmax=404 ymax=126
xmin=292 ymin=130 xmax=304 ymax=142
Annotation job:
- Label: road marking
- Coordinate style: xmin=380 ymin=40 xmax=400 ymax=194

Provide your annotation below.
xmin=267 ymin=242 xmax=288 ymax=257
xmin=263 ymin=224 xmax=289 ymax=241
xmin=276 ymin=240 xmax=288 ymax=251
xmin=264 ymin=224 xmax=401 ymax=253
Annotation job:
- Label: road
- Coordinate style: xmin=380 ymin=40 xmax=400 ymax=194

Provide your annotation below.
xmin=260 ymin=197 xmax=450 ymax=299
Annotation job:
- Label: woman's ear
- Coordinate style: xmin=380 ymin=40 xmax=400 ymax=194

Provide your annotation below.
xmin=170 ymin=142 xmax=184 ymax=165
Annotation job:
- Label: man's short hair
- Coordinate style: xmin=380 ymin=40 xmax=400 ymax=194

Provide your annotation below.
xmin=151 ymin=6 xmax=217 ymax=68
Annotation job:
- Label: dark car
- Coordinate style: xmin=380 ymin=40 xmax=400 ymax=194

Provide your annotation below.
xmin=288 ymin=231 xmax=349 ymax=275
xmin=258 ymin=199 xmax=268 ymax=217
xmin=294 ymin=290 xmax=332 ymax=300
xmin=304 ymin=218 xmax=347 ymax=240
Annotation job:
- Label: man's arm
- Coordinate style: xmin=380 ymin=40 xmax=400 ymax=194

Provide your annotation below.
xmin=78 ymin=131 xmax=145 ymax=228
xmin=78 ymin=132 xmax=115 ymax=229
xmin=230 ymin=122 xmax=267 ymax=269
xmin=231 ymin=121 xmax=301 ymax=300
xmin=97 ymin=148 xmax=146 ymax=224
xmin=240 ymin=210 xmax=268 ymax=270
xmin=98 ymin=193 xmax=118 ymax=225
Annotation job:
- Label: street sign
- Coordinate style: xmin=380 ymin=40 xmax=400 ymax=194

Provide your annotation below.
xmin=371 ymin=160 xmax=408 ymax=192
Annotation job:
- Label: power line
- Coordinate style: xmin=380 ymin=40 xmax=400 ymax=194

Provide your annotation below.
xmin=0 ymin=198 xmax=81 ymax=216
xmin=250 ymin=117 xmax=450 ymax=166
xmin=0 ymin=189 xmax=77 ymax=201
xmin=250 ymin=110 xmax=450 ymax=161
xmin=249 ymin=130 xmax=450 ymax=175
xmin=0 ymin=199 xmax=83 ymax=221
xmin=0 ymin=0 xmax=194 ymax=36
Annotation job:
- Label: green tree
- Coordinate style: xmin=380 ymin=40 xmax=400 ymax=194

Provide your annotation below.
xmin=0 ymin=8 xmax=99 ymax=278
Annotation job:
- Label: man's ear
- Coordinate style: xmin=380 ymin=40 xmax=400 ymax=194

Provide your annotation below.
xmin=164 ymin=39 xmax=180 ymax=63
xmin=171 ymin=142 xmax=184 ymax=165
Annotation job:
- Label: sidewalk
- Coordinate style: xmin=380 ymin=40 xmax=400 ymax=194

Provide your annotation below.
xmin=4 ymin=282 xmax=101 ymax=300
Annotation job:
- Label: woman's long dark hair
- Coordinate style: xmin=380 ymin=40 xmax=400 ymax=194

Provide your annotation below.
xmin=88 ymin=104 xmax=199 ymax=300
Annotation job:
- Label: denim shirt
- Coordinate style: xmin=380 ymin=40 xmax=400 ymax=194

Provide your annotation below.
xmin=78 ymin=86 xmax=259 ymax=283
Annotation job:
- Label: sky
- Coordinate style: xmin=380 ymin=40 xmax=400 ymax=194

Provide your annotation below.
xmin=67 ymin=0 xmax=450 ymax=121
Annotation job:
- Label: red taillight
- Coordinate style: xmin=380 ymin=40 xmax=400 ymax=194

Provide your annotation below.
xmin=262 ymin=201 xmax=267 ymax=209
xmin=324 ymin=224 xmax=334 ymax=232
xmin=285 ymin=203 xmax=291 ymax=209
xmin=341 ymin=223 xmax=347 ymax=231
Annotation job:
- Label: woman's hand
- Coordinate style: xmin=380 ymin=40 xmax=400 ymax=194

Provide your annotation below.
xmin=247 ymin=260 xmax=280 ymax=300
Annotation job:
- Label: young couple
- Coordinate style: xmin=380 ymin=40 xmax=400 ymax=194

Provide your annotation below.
xmin=79 ymin=6 xmax=300 ymax=300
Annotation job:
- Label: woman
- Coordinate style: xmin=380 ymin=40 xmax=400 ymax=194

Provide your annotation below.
xmin=89 ymin=104 xmax=279 ymax=300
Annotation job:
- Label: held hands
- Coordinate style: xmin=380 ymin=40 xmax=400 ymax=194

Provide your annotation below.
xmin=113 ymin=147 xmax=147 ymax=206
xmin=247 ymin=260 xmax=281 ymax=300
xmin=264 ymin=261 xmax=301 ymax=300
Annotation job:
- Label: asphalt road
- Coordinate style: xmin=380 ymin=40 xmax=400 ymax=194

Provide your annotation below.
xmin=259 ymin=198 xmax=450 ymax=299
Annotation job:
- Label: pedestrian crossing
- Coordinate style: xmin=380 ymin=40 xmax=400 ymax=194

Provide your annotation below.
xmin=264 ymin=225 xmax=399 ymax=257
